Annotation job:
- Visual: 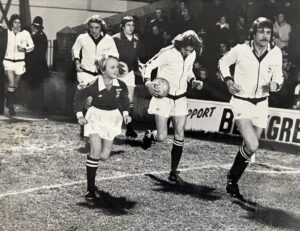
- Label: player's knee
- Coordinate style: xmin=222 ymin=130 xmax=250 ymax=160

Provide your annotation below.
xmin=156 ymin=132 xmax=167 ymax=142
xmin=174 ymin=132 xmax=184 ymax=141
xmin=89 ymin=149 xmax=101 ymax=159
xmin=247 ymin=141 xmax=259 ymax=154
xmin=99 ymin=152 xmax=110 ymax=161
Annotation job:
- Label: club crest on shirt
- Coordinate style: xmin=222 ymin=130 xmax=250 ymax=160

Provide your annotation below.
xmin=116 ymin=88 xmax=122 ymax=98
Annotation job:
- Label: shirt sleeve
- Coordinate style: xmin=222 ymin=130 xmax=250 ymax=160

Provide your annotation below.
xmin=186 ymin=52 xmax=196 ymax=83
xmin=272 ymin=48 xmax=284 ymax=91
xmin=72 ymin=35 xmax=82 ymax=61
xmin=143 ymin=48 xmax=168 ymax=82
xmin=218 ymin=45 xmax=239 ymax=80
xmin=117 ymin=80 xmax=130 ymax=114
xmin=25 ymin=31 xmax=34 ymax=52
xmin=107 ymin=36 xmax=119 ymax=59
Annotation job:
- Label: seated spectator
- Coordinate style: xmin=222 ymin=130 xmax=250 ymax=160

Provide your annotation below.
xmin=146 ymin=7 xmax=168 ymax=33
xmin=176 ymin=8 xmax=196 ymax=34
xmin=269 ymin=55 xmax=296 ymax=108
xmin=273 ymin=12 xmax=292 ymax=49
xmin=170 ymin=0 xmax=189 ymax=23
xmin=213 ymin=16 xmax=231 ymax=51
xmin=292 ymin=70 xmax=300 ymax=109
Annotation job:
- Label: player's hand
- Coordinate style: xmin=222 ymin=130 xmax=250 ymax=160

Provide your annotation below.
xmin=78 ymin=116 xmax=88 ymax=126
xmin=146 ymin=81 xmax=160 ymax=97
xmin=226 ymin=80 xmax=241 ymax=95
xmin=270 ymin=81 xmax=278 ymax=92
xmin=123 ymin=115 xmax=132 ymax=125
xmin=75 ymin=62 xmax=83 ymax=72
xmin=192 ymin=80 xmax=203 ymax=91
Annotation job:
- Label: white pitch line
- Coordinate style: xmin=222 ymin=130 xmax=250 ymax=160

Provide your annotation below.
xmin=0 ymin=164 xmax=299 ymax=199
xmin=0 ymin=115 xmax=45 ymax=121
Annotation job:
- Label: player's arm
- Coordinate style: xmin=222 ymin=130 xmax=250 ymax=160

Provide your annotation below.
xmin=143 ymin=50 xmax=168 ymax=97
xmin=117 ymin=81 xmax=131 ymax=125
xmin=74 ymin=86 xmax=93 ymax=125
xmin=270 ymin=49 xmax=284 ymax=92
xmin=25 ymin=31 xmax=34 ymax=52
xmin=107 ymin=36 xmax=119 ymax=59
xmin=18 ymin=31 xmax=34 ymax=52
xmin=187 ymin=53 xmax=203 ymax=91
xmin=218 ymin=46 xmax=241 ymax=94
xmin=72 ymin=36 xmax=83 ymax=72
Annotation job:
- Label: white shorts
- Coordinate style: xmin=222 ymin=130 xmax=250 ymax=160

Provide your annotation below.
xmin=3 ymin=60 xmax=26 ymax=75
xmin=77 ymin=72 xmax=98 ymax=89
xmin=84 ymin=107 xmax=123 ymax=141
xmin=230 ymin=97 xmax=269 ymax=128
xmin=148 ymin=96 xmax=188 ymax=118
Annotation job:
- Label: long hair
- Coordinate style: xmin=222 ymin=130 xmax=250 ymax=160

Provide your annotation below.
xmin=173 ymin=30 xmax=203 ymax=53
xmin=84 ymin=15 xmax=107 ymax=36
xmin=8 ymin=14 xmax=21 ymax=30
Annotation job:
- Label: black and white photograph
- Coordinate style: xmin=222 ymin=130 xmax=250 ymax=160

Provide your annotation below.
xmin=0 ymin=0 xmax=299 ymax=230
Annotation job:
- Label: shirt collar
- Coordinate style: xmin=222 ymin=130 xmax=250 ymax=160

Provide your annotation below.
xmin=98 ymin=75 xmax=120 ymax=91
xmin=249 ymin=40 xmax=272 ymax=52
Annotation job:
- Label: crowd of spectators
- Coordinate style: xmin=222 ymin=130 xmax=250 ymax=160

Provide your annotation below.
xmin=125 ymin=0 xmax=300 ymax=110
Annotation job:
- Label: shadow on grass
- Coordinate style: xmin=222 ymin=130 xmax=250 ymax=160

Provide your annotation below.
xmin=114 ymin=137 xmax=143 ymax=147
xmin=4 ymin=117 xmax=33 ymax=123
xmin=146 ymin=174 xmax=221 ymax=201
xmin=233 ymin=199 xmax=300 ymax=230
xmin=77 ymin=190 xmax=137 ymax=216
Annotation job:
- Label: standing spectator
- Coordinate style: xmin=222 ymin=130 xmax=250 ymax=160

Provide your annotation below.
xmin=113 ymin=16 xmax=142 ymax=138
xmin=25 ymin=16 xmax=48 ymax=111
xmin=219 ymin=17 xmax=283 ymax=200
xmin=72 ymin=15 xmax=119 ymax=138
xmin=142 ymin=30 xmax=203 ymax=183
xmin=2 ymin=14 xmax=34 ymax=116
xmin=273 ymin=12 xmax=292 ymax=49
xmin=74 ymin=55 xmax=131 ymax=200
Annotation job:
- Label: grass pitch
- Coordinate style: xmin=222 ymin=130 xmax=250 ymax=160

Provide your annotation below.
xmin=0 ymin=116 xmax=299 ymax=231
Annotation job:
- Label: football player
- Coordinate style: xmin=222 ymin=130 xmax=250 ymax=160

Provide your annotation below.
xmin=142 ymin=30 xmax=203 ymax=183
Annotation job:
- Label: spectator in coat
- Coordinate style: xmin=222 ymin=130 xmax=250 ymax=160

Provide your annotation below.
xmin=25 ymin=16 xmax=49 ymax=110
